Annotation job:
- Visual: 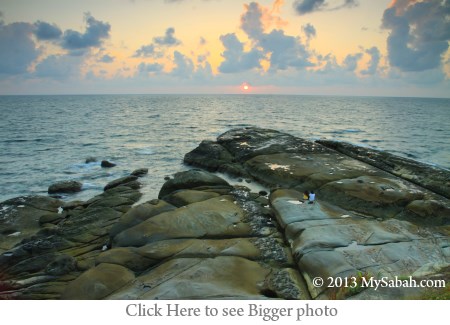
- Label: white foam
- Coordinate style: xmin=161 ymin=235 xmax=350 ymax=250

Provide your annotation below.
xmin=288 ymin=200 xmax=303 ymax=205
xmin=136 ymin=147 xmax=154 ymax=155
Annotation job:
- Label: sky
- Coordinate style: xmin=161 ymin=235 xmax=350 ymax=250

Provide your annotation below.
xmin=0 ymin=0 xmax=449 ymax=97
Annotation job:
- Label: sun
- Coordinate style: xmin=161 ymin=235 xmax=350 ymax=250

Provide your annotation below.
xmin=241 ymin=82 xmax=251 ymax=92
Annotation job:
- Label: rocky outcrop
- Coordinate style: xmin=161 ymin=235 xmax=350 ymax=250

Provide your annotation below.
xmin=317 ymin=140 xmax=450 ymax=199
xmin=183 ymin=127 xmax=450 ymax=299
xmin=48 ymin=181 xmax=83 ymax=194
xmin=0 ymin=173 xmax=142 ymax=299
xmin=1 ymin=127 xmax=448 ymax=300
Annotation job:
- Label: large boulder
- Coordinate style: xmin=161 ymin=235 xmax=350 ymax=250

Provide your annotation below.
xmin=104 ymin=175 xmax=138 ymax=191
xmin=107 ymin=256 xmax=309 ymax=300
xmin=184 ymin=140 xmax=234 ymax=170
xmin=109 ymin=199 xmax=176 ymax=237
xmin=158 ymin=169 xmax=231 ymax=199
xmin=0 ymin=196 xmax=63 ymax=253
xmin=163 ymin=189 xmax=221 ymax=207
xmin=113 ymin=196 xmax=254 ymax=247
xmin=48 ymin=181 xmax=82 ymax=194
xmin=61 ymin=263 xmax=135 ymax=299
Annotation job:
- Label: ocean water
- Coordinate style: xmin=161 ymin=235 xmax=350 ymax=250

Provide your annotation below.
xmin=0 ymin=94 xmax=449 ymax=203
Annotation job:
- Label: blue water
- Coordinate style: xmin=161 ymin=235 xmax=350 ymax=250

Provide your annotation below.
xmin=0 ymin=94 xmax=449 ymax=203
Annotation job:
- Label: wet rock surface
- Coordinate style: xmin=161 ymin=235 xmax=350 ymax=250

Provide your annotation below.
xmin=1 ymin=127 xmax=448 ymax=300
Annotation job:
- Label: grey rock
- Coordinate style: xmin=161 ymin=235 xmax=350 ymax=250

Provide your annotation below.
xmin=48 ymin=180 xmax=83 ymax=194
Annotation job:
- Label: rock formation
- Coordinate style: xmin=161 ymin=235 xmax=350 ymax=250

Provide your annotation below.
xmin=1 ymin=127 xmax=448 ymax=300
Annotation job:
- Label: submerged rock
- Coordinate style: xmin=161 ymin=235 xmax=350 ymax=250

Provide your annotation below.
xmin=101 ymin=160 xmax=116 ymax=168
xmin=85 ymin=157 xmax=97 ymax=163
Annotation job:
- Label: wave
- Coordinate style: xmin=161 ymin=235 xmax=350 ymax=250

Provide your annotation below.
xmin=135 ymin=147 xmax=154 ymax=155
xmin=3 ymin=138 xmax=44 ymax=143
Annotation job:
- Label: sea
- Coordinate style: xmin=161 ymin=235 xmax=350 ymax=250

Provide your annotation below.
xmin=0 ymin=94 xmax=449 ymax=204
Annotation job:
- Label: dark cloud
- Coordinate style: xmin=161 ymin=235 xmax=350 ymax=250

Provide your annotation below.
xmin=293 ymin=0 xmax=325 ymax=15
xmin=361 ymin=46 xmax=380 ymax=75
xmin=61 ymin=13 xmax=110 ymax=50
xmin=137 ymin=62 xmax=163 ymax=75
xmin=199 ymin=37 xmax=207 ymax=46
xmin=382 ymin=0 xmax=450 ymax=72
xmin=293 ymin=0 xmax=358 ymax=15
xmin=240 ymin=2 xmax=264 ymax=40
xmin=0 ymin=22 xmax=40 ymax=75
xmin=154 ymin=27 xmax=181 ymax=46
xmin=34 ymin=21 xmax=62 ymax=40
xmin=343 ymin=52 xmax=363 ymax=71
xmin=99 ymin=54 xmax=114 ymax=63
xmin=34 ymin=54 xmax=82 ymax=80
xmin=218 ymin=33 xmax=263 ymax=73
xmin=133 ymin=27 xmax=180 ymax=58
xmin=302 ymin=23 xmax=316 ymax=39
xmin=133 ymin=44 xmax=163 ymax=58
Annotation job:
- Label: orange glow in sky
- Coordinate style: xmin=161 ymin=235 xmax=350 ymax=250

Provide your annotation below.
xmin=0 ymin=0 xmax=448 ymax=97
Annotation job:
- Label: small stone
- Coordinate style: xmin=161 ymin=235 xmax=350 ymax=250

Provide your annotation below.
xmin=101 ymin=160 xmax=116 ymax=168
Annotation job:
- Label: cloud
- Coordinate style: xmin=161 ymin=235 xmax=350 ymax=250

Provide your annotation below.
xmin=61 ymin=13 xmax=110 ymax=50
xmin=240 ymin=1 xmax=288 ymax=40
xmin=293 ymin=0 xmax=325 ymax=14
xmin=218 ymin=33 xmax=263 ymax=73
xmin=361 ymin=46 xmax=380 ymax=75
xmin=0 ymin=22 xmax=40 ymax=75
xmin=382 ymin=0 xmax=450 ymax=72
xmin=237 ymin=2 xmax=314 ymax=72
xmin=34 ymin=21 xmax=62 ymax=40
xmin=171 ymin=51 xmax=194 ymax=78
xmin=241 ymin=2 xmax=264 ymax=40
xmin=293 ymin=0 xmax=358 ymax=15
xmin=302 ymin=23 xmax=316 ymax=39
xmin=133 ymin=44 xmax=163 ymax=58
xmin=99 ymin=54 xmax=115 ymax=63
xmin=260 ymin=29 xmax=313 ymax=71
xmin=137 ymin=62 xmax=163 ymax=75
xmin=133 ymin=27 xmax=180 ymax=58
xmin=343 ymin=52 xmax=363 ymax=71
xmin=34 ymin=54 xmax=82 ymax=80
xmin=154 ymin=27 xmax=181 ymax=46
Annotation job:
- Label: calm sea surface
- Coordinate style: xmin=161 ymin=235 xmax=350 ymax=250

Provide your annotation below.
xmin=1 ymin=95 xmax=449 ymax=203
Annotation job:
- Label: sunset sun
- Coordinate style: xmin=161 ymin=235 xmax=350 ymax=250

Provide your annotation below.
xmin=241 ymin=83 xmax=251 ymax=92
